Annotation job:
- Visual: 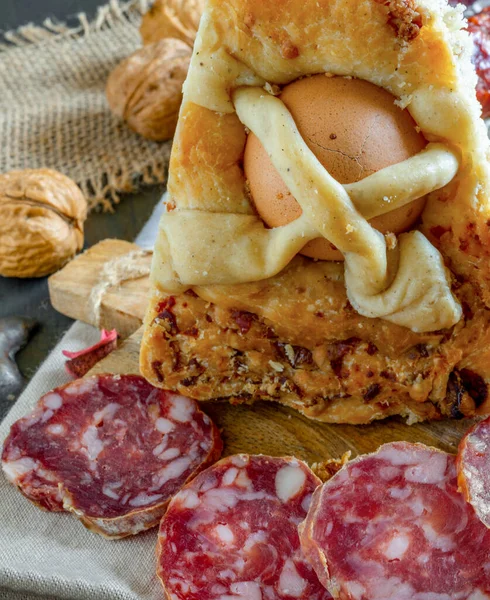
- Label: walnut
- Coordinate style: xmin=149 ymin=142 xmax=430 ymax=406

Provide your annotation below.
xmin=0 ymin=169 xmax=87 ymax=278
xmin=106 ymin=39 xmax=192 ymax=142
xmin=140 ymin=0 xmax=204 ymax=47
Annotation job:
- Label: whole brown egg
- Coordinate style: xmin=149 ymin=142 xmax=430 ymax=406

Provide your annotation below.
xmin=243 ymin=75 xmax=427 ymax=261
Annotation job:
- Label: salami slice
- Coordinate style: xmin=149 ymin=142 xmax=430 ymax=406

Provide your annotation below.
xmin=299 ymin=442 xmax=490 ymax=600
xmin=157 ymin=454 xmax=331 ymax=599
xmin=1 ymin=374 xmax=222 ymax=538
xmin=458 ymin=416 xmax=490 ymax=529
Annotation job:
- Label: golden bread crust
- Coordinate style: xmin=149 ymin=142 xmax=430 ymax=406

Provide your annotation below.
xmin=141 ymin=0 xmax=490 ymax=422
xmin=152 ymin=0 xmax=488 ymax=327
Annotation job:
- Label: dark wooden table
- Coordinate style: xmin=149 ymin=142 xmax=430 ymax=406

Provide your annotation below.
xmin=0 ymin=0 xmax=165 ymax=419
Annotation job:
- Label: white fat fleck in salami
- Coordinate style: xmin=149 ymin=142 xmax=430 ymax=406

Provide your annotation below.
xmin=82 ymin=425 xmax=105 ymax=463
xmin=278 ymin=558 xmax=308 ymax=597
xmin=299 ymin=442 xmax=490 ymax=600
xmin=168 ymin=395 xmax=195 ymax=422
xmin=93 ymin=402 xmax=120 ymax=425
xmin=458 ymin=416 xmax=490 ymax=530
xmin=222 ymin=468 xmax=239 ymax=486
xmin=179 ymin=488 xmax=200 ymax=510
xmin=128 ymin=492 xmax=164 ymax=507
xmin=156 ymin=417 xmax=176 ymax=434
xmin=220 ymin=581 xmax=262 ymax=600
xmin=3 ymin=457 xmax=39 ymax=481
xmin=157 ymin=454 xmax=330 ymax=600
xmin=1 ymin=374 xmax=223 ymax=538
xmin=275 ymin=463 xmax=306 ymax=503
xmin=381 ymin=531 xmax=410 ymax=561
xmin=62 ymin=378 xmax=96 ymax=395
xmin=151 ymin=457 xmax=193 ymax=490
xmin=214 ymin=523 xmax=235 ymax=544
xmin=159 ymin=448 xmax=181 ymax=461
xmin=46 ymin=423 xmax=67 ymax=436
xmin=43 ymin=393 xmax=63 ymax=410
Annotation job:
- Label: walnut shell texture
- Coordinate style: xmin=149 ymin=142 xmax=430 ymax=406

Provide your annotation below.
xmin=140 ymin=0 xmax=204 ymax=47
xmin=106 ymin=38 xmax=192 ymax=142
xmin=0 ymin=169 xmax=87 ymax=278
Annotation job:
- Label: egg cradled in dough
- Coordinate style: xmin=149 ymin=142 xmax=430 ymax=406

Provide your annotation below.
xmin=244 ymin=75 xmax=427 ymax=261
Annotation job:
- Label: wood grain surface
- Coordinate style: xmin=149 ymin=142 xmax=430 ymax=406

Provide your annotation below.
xmin=89 ymin=327 xmax=474 ymax=462
xmin=49 ymin=240 xmax=151 ymax=339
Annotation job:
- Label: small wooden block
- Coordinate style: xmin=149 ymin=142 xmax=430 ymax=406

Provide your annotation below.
xmin=88 ymin=327 xmax=471 ymax=462
xmin=48 ymin=240 xmax=151 ymax=338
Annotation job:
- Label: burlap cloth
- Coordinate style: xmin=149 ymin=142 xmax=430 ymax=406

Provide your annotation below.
xmin=0 ymin=200 xmax=165 ymax=600
xmin=0 ymin=0 xmax=172 ymax=211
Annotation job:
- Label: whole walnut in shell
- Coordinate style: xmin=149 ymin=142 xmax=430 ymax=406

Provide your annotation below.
xmin=140 ymin=0 xmax=204 ymax=47
xmin=106 ymin=38 xmax=192 ymax=142
xmin=0 ymin=169 xmax=87 ymax=278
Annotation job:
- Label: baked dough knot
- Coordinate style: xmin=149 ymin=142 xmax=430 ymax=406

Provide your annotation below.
xmin=151 ymin=0 xmax=483 ymax=335
xmin=157 ymin=84 xmax=461 ymax=334
xmin=232 ymin=87 xmax=462 ymax=333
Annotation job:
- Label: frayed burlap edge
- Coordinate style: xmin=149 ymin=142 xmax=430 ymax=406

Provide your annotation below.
xmin=80 ymin=159 xmax=171 ymax=213
xmin=0 ymin=0 xmax=173 ymax=212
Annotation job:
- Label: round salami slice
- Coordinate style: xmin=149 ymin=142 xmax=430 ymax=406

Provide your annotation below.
xmin=1 ymin=374 xmax=222 ymax=538
xmin=458 ymin=416 xmax=490 ymax=529
xmin=157 ymin=454 xmax=331 ymax=600
xmin=299 ymin=442 xmax=490 ymax=600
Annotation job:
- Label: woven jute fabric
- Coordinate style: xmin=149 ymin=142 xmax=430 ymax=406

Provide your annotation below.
xmin=0 ymin=0 xmax=172 ymax=211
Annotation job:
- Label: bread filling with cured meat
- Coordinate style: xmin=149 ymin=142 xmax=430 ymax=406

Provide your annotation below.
xmin=143 ymin=275 xmax=490 ymax=424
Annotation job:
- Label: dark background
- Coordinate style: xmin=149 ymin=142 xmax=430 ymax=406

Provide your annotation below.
xmin=0 ymin=0 xmax=165 ymax=418
xmin=1 ymin=0 xmax=103 ymax=30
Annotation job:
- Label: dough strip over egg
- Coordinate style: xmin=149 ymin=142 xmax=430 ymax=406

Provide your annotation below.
xmin=234 ymin=87 xmax=462 ymax=332
xmin=345 ymin=144 xmax=460 ymax=220
xmin=153 ymin=87 xmax=461 ymax=332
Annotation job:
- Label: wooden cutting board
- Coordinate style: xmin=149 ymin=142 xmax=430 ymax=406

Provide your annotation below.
xmin=66 ymin=241 xmax=473 ymax=463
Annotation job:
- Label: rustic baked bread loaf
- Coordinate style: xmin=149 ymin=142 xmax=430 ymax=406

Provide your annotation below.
xmin=141 ymin=0 xmax=490 ymax=424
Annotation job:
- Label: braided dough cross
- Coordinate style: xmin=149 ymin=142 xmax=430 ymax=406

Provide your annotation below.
xmin=156 ymin=85 xmax=461 ymax=333
xmin=232 ymin=87 xmax=462 ymax=331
